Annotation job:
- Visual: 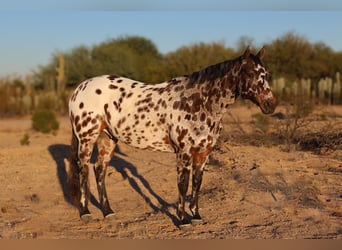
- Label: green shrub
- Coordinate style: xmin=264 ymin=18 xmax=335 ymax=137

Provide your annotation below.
xmin=32 ymin=110 xmax=59 ymax=134
xmin=20 ymin=133 xmax=30 ymax=145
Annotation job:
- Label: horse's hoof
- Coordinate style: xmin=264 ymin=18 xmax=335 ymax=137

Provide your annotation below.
xmin=104 ymin=213 xmax=116 ymax=221
xmin=80 ymin=213 xmax=92 ymax=223
xmin=191 ymin=218 xmax=203 ymax=226
xmin=179 ymin=220 xmax=192 ymax=231
xmin=179 ymin=223 xmax=192 ymax=230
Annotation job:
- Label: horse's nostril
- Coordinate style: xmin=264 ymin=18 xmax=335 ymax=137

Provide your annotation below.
xmin=261 ymin=99 xmax=276 ymax=114
xmin=263 ymin=100 xmax=271 ymax=110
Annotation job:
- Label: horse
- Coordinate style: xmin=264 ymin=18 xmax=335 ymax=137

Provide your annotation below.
xmin=67 ymin=47 xmax=277 ymax=228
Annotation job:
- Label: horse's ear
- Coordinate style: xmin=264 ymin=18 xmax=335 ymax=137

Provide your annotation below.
xmin=242 ymin=46 xmax=251 ymax=58
xmin=257 ymin=46 xmax=266 ymax=60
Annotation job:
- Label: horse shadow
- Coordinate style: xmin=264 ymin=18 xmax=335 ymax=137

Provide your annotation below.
xmin=47 ymin=144 xmax=101 ymax=209
xmin=48 ymin=144 xmax=178 ymax=226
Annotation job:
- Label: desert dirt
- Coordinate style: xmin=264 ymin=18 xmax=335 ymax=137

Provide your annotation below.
xmin=0 ymin=104 xmax=341 ymax=239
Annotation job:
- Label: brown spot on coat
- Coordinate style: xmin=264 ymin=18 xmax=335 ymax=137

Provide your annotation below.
xmin=117 ymin=117 xmax=126 ymax=128
xmin=113 ymin=101 xmax=119 ymax=110
xmin=74 ymin=115 xmax=80 ymax=126
xmin=176 ymin=128 xmax=188 ymax=149
xmin=173 ymin=101 xmax=180 ymax=110
xmin=174 ymin=85 xmax=185 ymax=92
xmin=200 ymin=112 xmax=206 ymax=121
xmin=108 ymin=75 xmax=120 ymax=81
xmin=109 ymin=84 xmax=118 ymax=89
xmin=104 ymin=103 xmax=111 ymax=120
xmin=190 ymin=146 xmax=212 ymax=167
xmin=190 ymin=92 xmax=202 ymax=113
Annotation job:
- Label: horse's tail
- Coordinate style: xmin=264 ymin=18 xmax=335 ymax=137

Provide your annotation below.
xmin=67 ymin=131 xmax=80 ymax=206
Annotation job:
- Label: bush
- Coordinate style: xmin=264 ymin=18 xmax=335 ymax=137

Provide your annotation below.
xmin=277 ymin=100 xmax=314 ymax=152
xmin=20 ymin=133 xmax=30 ymax=145
xmin=32 ymin=110 xmax=59 ymax=134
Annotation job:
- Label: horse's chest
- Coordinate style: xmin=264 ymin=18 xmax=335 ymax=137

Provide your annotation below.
xmin=169 ymin=113 xmax=222 ymax=151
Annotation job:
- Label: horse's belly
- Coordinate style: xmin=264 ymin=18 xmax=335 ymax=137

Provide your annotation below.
xmin=119 ymin=132 xmax=175 ymax=152
xmin=113 ymin=119 xmax=174 ymax=152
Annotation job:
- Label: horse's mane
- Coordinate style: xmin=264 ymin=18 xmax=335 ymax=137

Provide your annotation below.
xmin=187 ymin=57 xmax=237 ymax=85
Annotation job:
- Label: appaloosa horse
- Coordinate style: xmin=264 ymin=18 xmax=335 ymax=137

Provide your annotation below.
xmin=68 ymin=47 xmax=276 ymax=228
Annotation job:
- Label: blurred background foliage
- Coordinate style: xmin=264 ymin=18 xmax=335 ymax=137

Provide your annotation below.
xmin=1 ymin=32 xmax=342 ymax=116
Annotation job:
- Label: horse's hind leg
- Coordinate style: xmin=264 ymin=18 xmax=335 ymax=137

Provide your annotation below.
xmin=94 ymin=132 xmax=116 ymax=219
xmin=77 ymin=137 xmax=96 ymax=222
xmin=176 ymin=152 xmax=192 ymax=229
xmin=69 ymin=126 xmax=99 ymax=222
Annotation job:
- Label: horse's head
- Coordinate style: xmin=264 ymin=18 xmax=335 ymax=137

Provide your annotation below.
xmin=237 ymin=47 xmax=277 ymax=114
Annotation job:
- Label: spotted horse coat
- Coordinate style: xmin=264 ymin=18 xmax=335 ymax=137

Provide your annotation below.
xmin=68 ymin=47 xmax=277 ymax=228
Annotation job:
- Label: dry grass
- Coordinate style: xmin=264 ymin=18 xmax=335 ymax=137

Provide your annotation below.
xmin=0 ymin=105 xmax=341 ymax=239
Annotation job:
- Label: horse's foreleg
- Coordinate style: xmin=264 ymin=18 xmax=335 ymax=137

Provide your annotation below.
xmin=177 ymin=168 xmax=190 ymax=225
xmin=189 ymin=167 xmax=204 ymax=222
xmin=94 ymin=132 xmax=116 ymax=219
xmin=189 ymin=148 xmax=211 ymax=224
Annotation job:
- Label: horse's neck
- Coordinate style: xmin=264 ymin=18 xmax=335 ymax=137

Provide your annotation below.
xmin=186 ymin=59 xmax=240 ymax=116
xmin=202 ymin=78 xmax=237 ymax=116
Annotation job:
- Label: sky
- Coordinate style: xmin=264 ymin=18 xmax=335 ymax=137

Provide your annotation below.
xmin=0 ymin=1 xmax=342 ymax=77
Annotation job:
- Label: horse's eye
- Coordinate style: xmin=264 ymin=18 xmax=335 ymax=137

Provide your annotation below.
xmin=248 ymin=73 xmax=254 ymax=78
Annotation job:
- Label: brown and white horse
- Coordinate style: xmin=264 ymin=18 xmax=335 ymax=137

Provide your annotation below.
xmin=68 ymin=47 xmax=276 ymax=228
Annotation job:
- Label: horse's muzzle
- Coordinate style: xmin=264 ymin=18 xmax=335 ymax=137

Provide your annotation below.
xmin=259 ymin=97 xmax=277 ymax=114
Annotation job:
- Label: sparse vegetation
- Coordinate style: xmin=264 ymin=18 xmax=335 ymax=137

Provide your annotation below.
xmin=296 ymin=129 xmax=342 ymax=154
xmin=222 ymin=100 xmax=342 ymax=155
xmin=251 ymin=113 xmax=271 ymax=134
xmin=20 ymin=133 xmax=30 ymax=146
xmin=1 ymin=105 xmax=341 ymax=238
xmin=276 ymin=100 xmax=314 ymax=152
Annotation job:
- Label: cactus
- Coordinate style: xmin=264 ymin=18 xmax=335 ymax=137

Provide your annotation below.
xmin=337 ymin=72 xmax=342 ymax=103
xmin=56 ymin=53 xmax=66 ymax=96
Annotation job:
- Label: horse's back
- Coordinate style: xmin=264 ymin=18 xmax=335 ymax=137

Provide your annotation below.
xmin=69 ymin=75 xmax=176 ymax=152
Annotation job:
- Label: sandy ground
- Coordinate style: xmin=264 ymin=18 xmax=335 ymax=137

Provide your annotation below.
xmin=0 ymin=105 xmax=341 ymax=239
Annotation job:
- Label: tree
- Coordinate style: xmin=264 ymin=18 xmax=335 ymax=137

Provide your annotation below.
xmin=32 ymin=55 xmax=59 ymax=90
xmin=91 ymin=40 xmax=136 ymax=78
xmin=64 ymin=46 xmax=93 ymax=87
xmin=160 ymin=42 xmax=235 ymax=81
xmin=266 ymin=32 xmax=313 ymax=80
xmin=91 ymin=36 xmax=162 ymax=83
xmin=112 ymin=36 xmax=162 ymax=82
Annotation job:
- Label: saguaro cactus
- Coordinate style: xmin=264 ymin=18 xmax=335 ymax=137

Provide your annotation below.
xmin=336 ymin=72 xmax=341 ymax=104
xmin=56 ymin=53 xmax=66 ymax=96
